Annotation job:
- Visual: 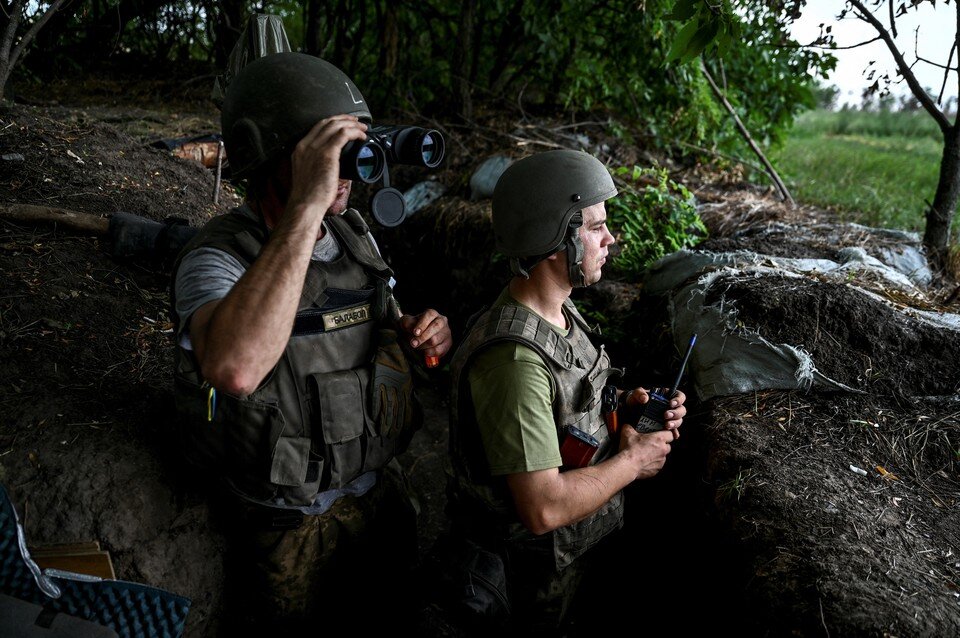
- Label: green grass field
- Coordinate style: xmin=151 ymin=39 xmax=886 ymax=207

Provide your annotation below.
xmin=770 ymin=109 xmax=945 ymax=231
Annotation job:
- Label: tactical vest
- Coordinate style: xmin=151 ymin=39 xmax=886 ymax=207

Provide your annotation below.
xmin=171 ymin=208 xmax=419 ymax=506
xmin=449 ymin=299 xmax=624 ymax=570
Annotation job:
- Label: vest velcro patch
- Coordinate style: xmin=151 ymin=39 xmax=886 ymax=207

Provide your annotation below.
xmin=322 ymin=304 xmax=372 ymax=331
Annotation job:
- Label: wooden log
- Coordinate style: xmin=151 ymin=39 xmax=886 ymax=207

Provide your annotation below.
xmin=0 ymin=203 xmax=110 ymax=235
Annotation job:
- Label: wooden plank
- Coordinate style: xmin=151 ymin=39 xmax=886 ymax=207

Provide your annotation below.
xmin=27 ymin=542 xmax=116 ymax=580
xmin=31 ymin=551 xmax=116 ymax=580
xmin=28 ymin=541 xmax=101 ymax=556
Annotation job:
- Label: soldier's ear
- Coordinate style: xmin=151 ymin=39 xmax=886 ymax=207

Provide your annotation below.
xmin=231 ymin=117 xmax=267 ymax=174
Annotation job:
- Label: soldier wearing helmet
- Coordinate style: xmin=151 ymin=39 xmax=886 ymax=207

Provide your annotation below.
xmin=170 ymin=52 xmax=451 ymax=632
xmin=446 ymin=149 xmax=687 ymax=633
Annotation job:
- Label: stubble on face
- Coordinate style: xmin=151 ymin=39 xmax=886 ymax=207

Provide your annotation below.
xmin=578 ymin=202 xmax=613 ymax=286
xmin=328 ymin=179 xmax=353 ymax=215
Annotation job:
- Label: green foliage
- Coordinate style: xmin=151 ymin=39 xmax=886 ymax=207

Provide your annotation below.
xmin=22 ymin=0 xmax=833 ymax=163
xmin=717 ymin=467 xmax=756 ymax=503
xmin=665 ymin=0 xmax=837 ymax=150
xmin=573 ymin=300 xmax=627 ymax=345
xmin=606 ymin=165 xmax=707 ymax=276
xmin=665 ymin=0 xmax=741 ymax=63
xmin=772 ymin=110 xmax=944 ymax=231
xmin=812 ymin=81 xmax=840 ymax=110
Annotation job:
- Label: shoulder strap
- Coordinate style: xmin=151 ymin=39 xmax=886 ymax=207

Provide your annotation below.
xmin=327 ymin=210 xmax=394 ymax=282
xmin=170 ymin=209 xmax=268 ymax=333
xmin=467 ymin=304 xmax=575 ymax=371
xmin=563 ymin=298 xmax=599 ymax=335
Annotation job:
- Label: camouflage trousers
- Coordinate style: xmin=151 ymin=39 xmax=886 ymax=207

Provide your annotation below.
xmin=504 ymin=539 xmax=590 ymax=637
xmin=219 ymin=464 xmax=420 ymax=635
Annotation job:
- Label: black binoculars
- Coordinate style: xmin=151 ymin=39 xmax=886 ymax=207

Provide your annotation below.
xmin=338 ymin=124 xmax=445 ymax=228
xmin=339 ymin=125 xmax=444 ymax=184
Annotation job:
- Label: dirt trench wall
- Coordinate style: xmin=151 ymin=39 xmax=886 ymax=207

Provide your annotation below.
xmin=641 ymin=211 xmax=960 ymax=635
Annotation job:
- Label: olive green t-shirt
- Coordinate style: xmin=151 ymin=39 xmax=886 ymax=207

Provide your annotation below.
xmin=467 ymin=288 xmax=568 ymax=476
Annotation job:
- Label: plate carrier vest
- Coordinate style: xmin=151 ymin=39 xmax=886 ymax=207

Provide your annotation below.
xmin=449 ymin=299 xmax=624 ymax=569
xmin=171 ymin=208 xmax=419 ymax=506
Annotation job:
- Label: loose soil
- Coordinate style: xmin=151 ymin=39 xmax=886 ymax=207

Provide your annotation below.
xmin=0 ymin=93 xmax=958 ymax=638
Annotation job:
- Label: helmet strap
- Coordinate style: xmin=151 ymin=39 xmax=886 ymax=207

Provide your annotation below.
xmin=509 ymin=257 xmax=531 ymax=279
xmin=566 ymin=213 xmax=586 ymax=288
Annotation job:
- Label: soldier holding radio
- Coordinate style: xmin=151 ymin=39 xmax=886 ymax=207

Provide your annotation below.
xmin=447 ymin=149 xmax=687 ymax=634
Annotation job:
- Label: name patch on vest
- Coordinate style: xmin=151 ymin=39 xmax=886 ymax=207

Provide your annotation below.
xmin=322 ymin=304 xmax=371 ymax=331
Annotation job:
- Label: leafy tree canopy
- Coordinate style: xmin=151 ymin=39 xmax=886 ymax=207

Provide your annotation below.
xmin=16 ymin=0 xmax=834 ymax=157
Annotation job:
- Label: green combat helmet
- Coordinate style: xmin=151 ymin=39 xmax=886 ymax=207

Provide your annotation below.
xmin=222 ymin=52 xmax=371 ymax=180
xmin=492 ymin=149 xmax=617 ymax=287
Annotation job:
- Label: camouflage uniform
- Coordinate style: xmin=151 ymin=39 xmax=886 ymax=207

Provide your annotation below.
xmin=220 ymin=462 xmax=419 ymax=633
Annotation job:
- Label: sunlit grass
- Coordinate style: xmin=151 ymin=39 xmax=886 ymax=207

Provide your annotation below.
xmin=771 ymin=110 xmax=945 ymax=231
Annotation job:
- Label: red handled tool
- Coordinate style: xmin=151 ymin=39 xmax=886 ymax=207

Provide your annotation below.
xmin=602 ymin=384 xmax=619 ymax=436
xmin=389 ymin=298 xmax=440 ymax=368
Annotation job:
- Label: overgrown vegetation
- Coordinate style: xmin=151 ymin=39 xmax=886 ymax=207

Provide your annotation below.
xmin=674 ymin=0 xmax=959 ymax=270
xmin=607 ymin=165 xmax=707 ymax=276
xmin=574 ymin=164 xmax=706 ymax=343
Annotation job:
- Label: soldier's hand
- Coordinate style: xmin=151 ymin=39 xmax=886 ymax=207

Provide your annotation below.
xmin=619 ymin=426 xmax=673 ymax=480
xmin=399 ymin=309 xmax=452 ymax=360
xmin=664 ymin=390 xmax=686 ymax=438
xmin=287 ymin=115 xmax=368 ymax=218
xmin=622 ymin=386 xmax=686 ymax=441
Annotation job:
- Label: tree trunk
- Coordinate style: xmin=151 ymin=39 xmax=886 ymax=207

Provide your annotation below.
xmin=376 ymin=1 xmax=398 ymax=102
xmin=0 ymin=0 xmax=68 ymax=102
xmin=210 ymin=0 xmax=245 ymax=68
xmin=923 ymin=127 xmax=960 ymax=269
xmin=452 ymin=0 xmax=476 ymax=120
xmin=0 ymin=64 xmax=12 ymax=101
xmin=304 ymin=0 xmax=322 ymax=55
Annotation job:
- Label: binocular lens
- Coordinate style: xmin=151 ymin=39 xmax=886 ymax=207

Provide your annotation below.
xmin=340 ymin=139 xmax=385 ymax=183
xmin=356 ymin=145 xmax=379 ymax=181
xmin=421 ymin=133 xmax=440 ymax=167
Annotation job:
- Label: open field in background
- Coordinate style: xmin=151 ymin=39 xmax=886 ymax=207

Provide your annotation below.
xmin=769 ymin=109 xmax=946 ymax=231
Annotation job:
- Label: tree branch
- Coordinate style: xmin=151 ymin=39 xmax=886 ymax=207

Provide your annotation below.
xmin=784 ymin=36 xmax=881 ymax=50
xmin=938 ymin=41 xmax=956 ymax=104
xmin=888 ymin=0 xmax=897 ymax=39
xmin=915 ymin=54 xmax=958 ymax=72
xmin=8 ymin=0 xmax=68 ymax=70
xmin=847 ymin=0 xmax=951 ymax=133
xmin=700 ymin=59 xmax=796 ymax=207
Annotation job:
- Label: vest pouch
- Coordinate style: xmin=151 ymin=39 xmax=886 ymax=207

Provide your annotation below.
xmin=371 ymin=328 xmax=421 ymax=450
xmin=577 ymin=345 xmax=620 ymax=413
xmin=310 ymin=368 xmax=372 ymax=488
xmin=215 ymin=392 xmax=287 ymax=501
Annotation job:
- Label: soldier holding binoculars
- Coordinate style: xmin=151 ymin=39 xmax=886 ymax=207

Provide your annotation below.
xmin=170 ymin=52 xmax=451 ymax=633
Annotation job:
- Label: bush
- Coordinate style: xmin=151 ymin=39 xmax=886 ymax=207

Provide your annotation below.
xmin=606 ymin=165 xmax=707 ymax=276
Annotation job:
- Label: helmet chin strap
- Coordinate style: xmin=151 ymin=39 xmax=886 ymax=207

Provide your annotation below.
xmin=566 ymin=234 xmax=586 ymax=288
xmin=509 ymin=213 xmax=586 ymax=285
xmin=509 ymin=257 xmax=531 ymax=279
xmin=566 ymin=213 xmax=586 ymax=288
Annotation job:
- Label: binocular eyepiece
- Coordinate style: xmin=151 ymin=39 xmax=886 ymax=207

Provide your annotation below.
xmin=340 ymin=125 xmax=445 ymax=184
